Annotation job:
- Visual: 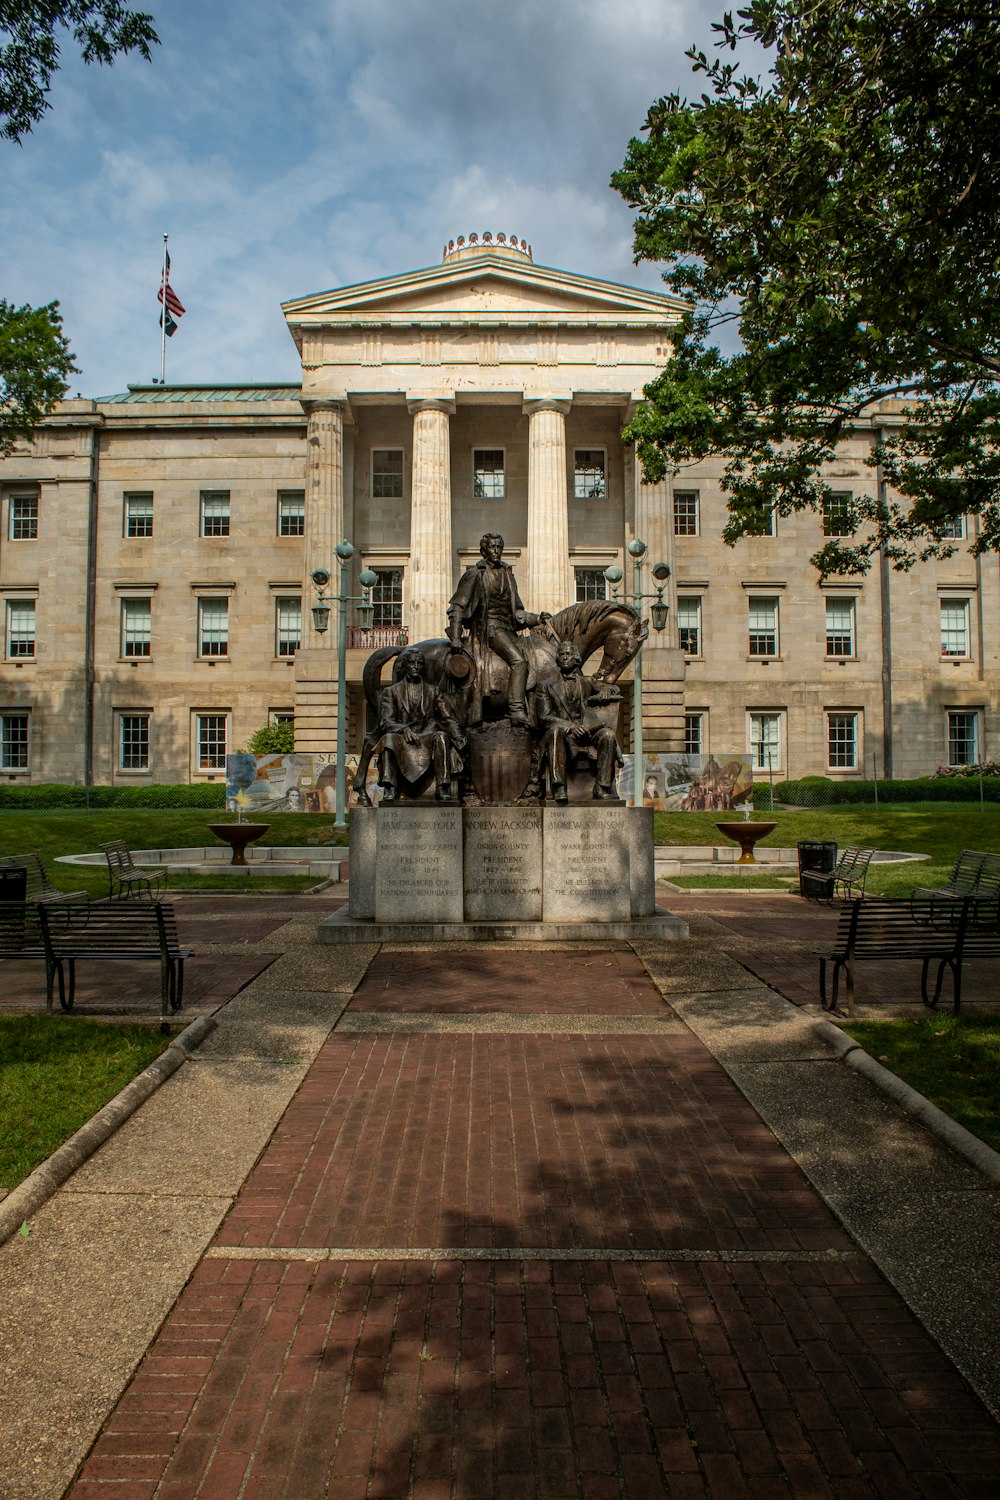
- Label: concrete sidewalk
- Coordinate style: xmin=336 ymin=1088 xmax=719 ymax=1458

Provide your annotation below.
xmin=2 ymin=897 xmax=1000 ymax=1498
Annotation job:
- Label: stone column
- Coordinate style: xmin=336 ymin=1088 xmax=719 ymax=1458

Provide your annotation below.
xmin=295 ymin=398 xmax=349 ymax=753
xmin=524 ymin=398 xmax=571 ymax=613
xmin=407 ymin=396 xmax=455 ymax=637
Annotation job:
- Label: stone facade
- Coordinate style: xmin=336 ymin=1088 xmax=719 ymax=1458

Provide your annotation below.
xmin=0 ymin=236 xmax=994 ymax=785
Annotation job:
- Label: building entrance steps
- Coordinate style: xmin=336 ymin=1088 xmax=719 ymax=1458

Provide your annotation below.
xmin=38 ymin=912 xmax=1000 ymax=1500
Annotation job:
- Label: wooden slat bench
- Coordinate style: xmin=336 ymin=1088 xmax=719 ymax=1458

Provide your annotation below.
xmin=101 ymin=840 xmax=168 ymax=901
xmin=38 ymin=900 xmax=190 ymax=1029
xmin=804 ymin=845 xmax=874 ymax=902
xmin=819 ymin=895 xmax=1000 ymax=1015
xmin=911 ymin=849 xmax=1000 ymax=925
xmin=0 ymin=852 xmax=89 ymax=909
xmin=0 ymin=900 xmax=71 ymax=1008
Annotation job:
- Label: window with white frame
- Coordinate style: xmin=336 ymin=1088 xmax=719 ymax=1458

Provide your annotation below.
xmin=748 ymin=596 xmax=778 ymax=657
xmin=827 ymin=712 xmax=858 ymax=769
xmin=275 ymin=597 xmax=301 ymax=656
xmin=120 ymin=598 xmax=151 ymax=658
xmin=473 ymin=449 xmax=505 ymax=499
xmin=372 ymin=449 xmax=403 ymax=498
xmin=371 ymin=568 xmax=403 ymax=628
xmin=200 ymin=491 xmax=230 ymax=537
xmin=673 ymin=491 xmax=699 ymax=536
xmin=684 ymin=713 xmax=703 ymax=755
xmin=6 ymin=599 xmax=35 ymax=659
xmin=119 ymin=713 xmax=150 ymax=771
xmin=677 ymin=596 xmax=702 ymax=656
xmin=938 ymin=515 xmax=966 ymax=540
xmin=277 ymin=491 xmax=305 ymax=536
xmin=270 ymin=709 xmax=294 ymax=727
xmin=822 ymin=491 xmax=854 ymax=537
xmin=574 ymin=567 xmax=607 ymax=603
xmin=9 ymin=491 xmax=38 ymax=540
xmin=940 ymin=597 xmax=971 ymax=657
xmin=198 ymin=598 xmax=229 ymax=657
xmin=195 ymin=713 xmax=228 ymax=770
xmin=573 ymin=450 xmax=606 ymax=500
xmin=745 ymin=503 xmax=776 ymax=536
xmin=0 ymin=711 xmax=29 ymax=769
xmin=749 ymin=711 xmax=783 ymax=771
xmin=124 ymin=492 xmax=153 ymax=538
xmin=947 ymin=710 xmax=980 ymax=766
xmin=825 ymin=596 xmax=856 ymax=657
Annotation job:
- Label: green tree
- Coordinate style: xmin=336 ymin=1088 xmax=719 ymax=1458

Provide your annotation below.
xmin=1 ymin=1 xmax=158 ymax=141
xmin=246 ymin=722 xmax=295 ymax=756
xmin=613 ymin=1 xmax=1000 ymax=574
xmin=1 ymin=3 xmax=158 ymax=446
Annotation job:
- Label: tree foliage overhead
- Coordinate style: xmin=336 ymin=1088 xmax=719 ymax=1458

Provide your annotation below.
xmin=0 ymin=299 xmax=77 ymax=455
xmin=612 ymin=1 xmax=1000 ymax=574
xmin=1 ymin=0 xmax=158 ymax=141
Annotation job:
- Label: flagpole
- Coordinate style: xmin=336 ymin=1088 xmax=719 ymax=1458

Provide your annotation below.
xmin=160 ymin=234 xmax=169 ymax=384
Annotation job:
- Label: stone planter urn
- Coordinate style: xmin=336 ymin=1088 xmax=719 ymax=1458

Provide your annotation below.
xmin=208 ymin=823 xmax=270 ymax=866
xmin=715 ymin=821 xmax=777 ymax=865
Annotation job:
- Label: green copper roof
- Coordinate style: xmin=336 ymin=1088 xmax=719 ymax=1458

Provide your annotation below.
xmin=98 ymin=384 xmax=302 ymax=404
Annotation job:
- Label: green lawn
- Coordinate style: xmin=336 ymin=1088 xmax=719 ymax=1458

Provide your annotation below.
xmin=0 ymin=1016 xmax=170 ymax=1191
xmin=842 ymin=1015 xmax=1000 ymax=1154
xmin=0 ymin=810 xmax=348 ymax=896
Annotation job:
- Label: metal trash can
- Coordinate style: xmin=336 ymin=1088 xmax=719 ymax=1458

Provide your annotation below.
xmin=797 ymin=840 xmax=837 ymax=899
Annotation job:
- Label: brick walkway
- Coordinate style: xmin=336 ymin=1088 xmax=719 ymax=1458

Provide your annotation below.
xmin=67 ymin=938 xmax=1000 ymax=1499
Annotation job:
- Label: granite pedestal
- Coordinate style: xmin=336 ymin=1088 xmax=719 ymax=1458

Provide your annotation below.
xmin=323 ymin=803 xmax=686 ymax=943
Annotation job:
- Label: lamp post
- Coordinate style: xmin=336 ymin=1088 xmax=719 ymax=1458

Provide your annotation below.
xmin=310 ymin=541 xmax=379 ymax=828
xmin=603 ymin=539 xmax=671 ymax=807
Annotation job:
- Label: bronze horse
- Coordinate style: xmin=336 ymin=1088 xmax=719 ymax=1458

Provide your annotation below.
xmin=351 ymin=599 xmax=645 ymax=803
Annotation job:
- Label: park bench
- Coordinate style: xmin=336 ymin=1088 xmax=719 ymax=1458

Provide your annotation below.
xmin=37 ymin=899 xmax=189 ymax=1029
xmin=0 ymin=899 xmax=75 ymax=1008
xmin=101 ymin=839 xmax=168 ymax=901
xmin=0 ymin=852 xmax=89 ymax=909
xmin=819 ymin=895 xmax=1000 ymax=1015
xmin=804 ymin=845 xmax=874 ymax=903
xmin=911 ymin=849 xmax=1000 ymax=926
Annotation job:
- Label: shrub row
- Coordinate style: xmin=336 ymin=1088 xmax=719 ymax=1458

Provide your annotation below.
xmin=767 ymin=776 xmax=1000 ymax=807
xmin=0 ymin=783 xmax=227 ymax=810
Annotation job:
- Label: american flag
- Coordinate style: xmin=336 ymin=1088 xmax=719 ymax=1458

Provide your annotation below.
xmin=158 ymin=251 xmax=186 ymax=336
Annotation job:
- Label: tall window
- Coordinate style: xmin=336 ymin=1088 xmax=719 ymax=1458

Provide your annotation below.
xmin=825 ymin=597 xmax=856 ymax=657
xmin=121 ymin=598 xmax=151 ymax=658
xmin=0 ymin=712 xmax=29 ymax=769
xmin=119 ymin=714 xmax=150 ymax=771
xmin=822 ymin=491 xmax=854 ymax=536
xmin=275 ymin=597 xmax=301 ymax=656
xmin=372 ymin=450 xmax=403 ymax=498
xmin=673 ymin=491 xmax=699 ymax=536
xmin=940 ymin=598 xmax=970 ymax=657
xmin=6 ymin=600 xmax=35 ymax=659
xmin=748 ymin=597 xmax=778 ymax=657
xmin=676 ymin=596 xmax=702 ymax=656
xmin=745 ymin=504 xmax=776 ymax=536
xmin=947 ymin=710 xmax=979 ymax=766
xmin=277 ymin=491 xmax=305 ymax=536
xmin=473 ymin=450 xmax=505 ymax=499
xmin=939 ymin=515 xmax=966 ymax=540
xmin=574 ymin=567 xmax=607 ymax=602
xmin=573 ymin=450 xmax=606 ymax=500
xmin=371 ymin=568 xmax=403 ymax=628
xmin=9 ymin=492 xmax=38 ymax=540
xmin=684 ymin=713 xmax=703 ymax=755
xmin=827 ymin=713 xmax=858 ymax=769
xmin=198 ymin=598 xmax=229 ymax=657
xmin=749 ymin=712 xmax=783 ymax=771
xmin=196 ymin=714 xmax=228 ymax=770
xmin=124 ymin=493 xmax=153 ymax=538
xmin=200 ymin=491 xmax=230 ymax=537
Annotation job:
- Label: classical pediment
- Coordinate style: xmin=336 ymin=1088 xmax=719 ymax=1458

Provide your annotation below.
xmin=282 ymin=249 xmax=687 ymax=336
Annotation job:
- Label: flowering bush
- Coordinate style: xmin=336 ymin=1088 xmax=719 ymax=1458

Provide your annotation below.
xmin=932 ymin=761 xmax=1000 ymax=779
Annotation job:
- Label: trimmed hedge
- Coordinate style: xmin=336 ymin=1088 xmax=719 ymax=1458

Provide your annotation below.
xmin=767 ymin=776 xmax=1000 ymax=807
xmin=0 ymin=783 xmax=226 ymax=810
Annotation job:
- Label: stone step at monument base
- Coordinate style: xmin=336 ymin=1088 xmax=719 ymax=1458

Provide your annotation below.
xmin=318 ymin=908 xmax=688 ymax=944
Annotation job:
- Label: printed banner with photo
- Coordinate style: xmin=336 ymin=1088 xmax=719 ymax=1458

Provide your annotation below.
xmin=225 ymin=753 xmax=378 ymax=813
xmin=621 ymin=753 xmax=753 ymax=811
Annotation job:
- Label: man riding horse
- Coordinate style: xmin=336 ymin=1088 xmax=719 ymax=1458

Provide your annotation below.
xmin=446 ymin=532 xmax=554 ymax=727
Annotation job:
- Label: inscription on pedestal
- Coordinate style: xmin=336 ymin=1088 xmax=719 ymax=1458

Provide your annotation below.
xmin=542 ymin=807 xmax=631 ymax=922
xmin=375 ymin=806 xmax=464 ymax=923
xmin=464 ymin=806 xmax=542 ymax=921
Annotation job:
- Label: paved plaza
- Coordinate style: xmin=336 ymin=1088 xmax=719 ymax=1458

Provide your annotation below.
xmin=2 ymin=890 xmax=1000 ymax=1499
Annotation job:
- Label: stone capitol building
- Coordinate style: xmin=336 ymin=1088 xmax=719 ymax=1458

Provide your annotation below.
xmin=0 ymin=233 xmax=995 ymax=787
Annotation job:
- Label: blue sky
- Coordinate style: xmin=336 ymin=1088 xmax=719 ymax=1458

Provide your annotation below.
xmin=2 ymin=0 xmax=719 ymax=397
